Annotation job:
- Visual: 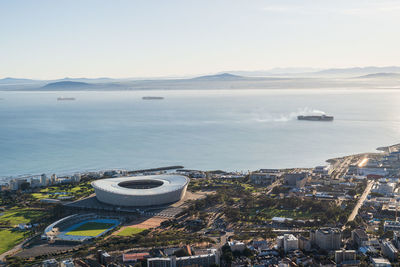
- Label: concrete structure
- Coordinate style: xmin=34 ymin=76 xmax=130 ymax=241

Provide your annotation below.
xmin=72 ymin=173 xmax=81 ymax=183
xmin=40 ymin=174 xmax=48 ymax=186
xmin=42 ymin=259 xmax=58 ymax=267
xmin=228 ymin=240 xmax=246 ymax=252
xmin=334 ymin=250 xmax=356 ymax=264
xmin=92 ymin=174 xmax=189 ymax=207
xmin=384 ymin=220 xmax=400 ymax=232
xmin=351 ymin=229 xmax=368 ymax=248
xmin=50 ymin=174 xmax=57 ymax=185
xmin=147 ymin=249 xmax=219 ymax=267
xmin=250 ymin=172 xmax=276 ymax=185
xmin=372 ymin=181 xmax=395 ymax=196
xmin=381 ymin=240 xmax=398 ymax=261
xmin=283 ymin=234 xmax=298 ymax=253
xmin=371 ymin=258 xmax=391 ymax=267
xmin=284 ymin=172 xmax=308 ymax=188
xmin=298 ymin=236 xmax=312 ymax=252
xmin=60 ymin=259 xmax=75 ymax=267
xmin=9 ymin=178 xmax=28 ymax=191
xmin=311 ymin=228 xmax=341 ymax=251
xmin=394 ymin=231 xmax=400 ymax=249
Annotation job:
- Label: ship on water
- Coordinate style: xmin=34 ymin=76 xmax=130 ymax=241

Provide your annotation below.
xmin=142 ymin=96 xmax=164 ymax=100
xmin=297 ymin=114 xmax=334 ymax=121
xmin=57 ymin=97 xmax=76 ymax=101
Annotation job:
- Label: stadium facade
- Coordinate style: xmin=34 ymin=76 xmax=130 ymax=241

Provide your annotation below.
xmin=91 ymin=174 xmax=189 ymax=207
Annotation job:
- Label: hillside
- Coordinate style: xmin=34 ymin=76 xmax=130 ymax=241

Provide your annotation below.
xmin=41 ymin=81 xmax=94 ymax=90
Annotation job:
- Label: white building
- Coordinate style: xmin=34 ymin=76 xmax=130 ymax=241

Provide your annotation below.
xmin=228 ymin=240 xmax=246 ymax=252
xmin=283 ymin=234 xmax=298 ymax=253
xmin=372 ymin=181 xmax=395 ymax=196
xmin=72 ymin=173 xmax=81 ymax=183
xmin=371 ymin=258 xmax=391 ymax=267
xmin=384 ymin=220 xmax=400 ymax=232
xmin=60 ymin=259 xmax=75 ymax=267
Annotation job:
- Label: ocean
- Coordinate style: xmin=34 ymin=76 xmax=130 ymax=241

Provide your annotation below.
xmin=1 ymin=89 xmax=399 ymax=179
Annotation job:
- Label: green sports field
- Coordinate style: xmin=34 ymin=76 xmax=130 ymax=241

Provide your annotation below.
xmin=65 ymin=222 xmax=115 ymax=237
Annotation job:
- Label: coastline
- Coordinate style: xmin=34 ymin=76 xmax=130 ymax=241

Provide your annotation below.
xmin=2 ymin=143 xmax=399 ymax=184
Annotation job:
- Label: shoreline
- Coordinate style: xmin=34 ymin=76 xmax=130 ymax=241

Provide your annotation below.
xmin=2 ymin=143 xmax=399 ymax=183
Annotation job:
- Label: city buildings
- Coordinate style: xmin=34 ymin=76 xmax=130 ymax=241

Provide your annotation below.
xmin=352 ymin=229 xmax=368 ymax=248
xmin=384 ymin=220 xmax=400 ymax=232
xmin=381 ymin=240 xmax=398 ymax=261
xmin=284 ymin=234 xmax=298 ymax=253
xmin=310 ymin=228 xmax=341 ymax=251
xmin=371 ymin=257 xmax=392 ymax=267
xmin=147 ymin=249 xmax=219 ymax=267
xmin=334 ymin=250 xmax=356 ymax=264
xmin=284 ymin=172 xmax=309 ymax=188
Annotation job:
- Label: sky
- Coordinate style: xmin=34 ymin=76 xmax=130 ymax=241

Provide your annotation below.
xmin=1 ymin=0 xmax=400 ymax=79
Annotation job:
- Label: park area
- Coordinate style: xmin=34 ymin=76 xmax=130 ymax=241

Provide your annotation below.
xmin=65 ymin=222 xmax=115 ymax=237
xmin=0 ymin=229 xmax=28 ymax=255
xmin=116 ymin=227 xmax=145 ymax=237
xmin=0 ymin=208 xmax=46 ymax=226
xmin=30 ymin=181 xmax=94 ymax=200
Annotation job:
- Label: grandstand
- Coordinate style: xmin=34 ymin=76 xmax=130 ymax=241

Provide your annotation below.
xmin=43 ymin=213 xmax=120 ymax=243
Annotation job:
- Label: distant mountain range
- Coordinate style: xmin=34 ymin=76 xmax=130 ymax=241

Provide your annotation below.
xmin=1 ymin=66 xmax=400 ymax=91
xmin=41 ymin=81 xmax=94 ymax=90
xmin=191 ymin=73 xmax=246 ymax=81
xmin=356 ymin=72 xmax=400 ymax=79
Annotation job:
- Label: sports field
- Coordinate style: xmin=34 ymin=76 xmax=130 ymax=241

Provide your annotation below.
xmin=65 ymin=222 xmax=115 ymax=237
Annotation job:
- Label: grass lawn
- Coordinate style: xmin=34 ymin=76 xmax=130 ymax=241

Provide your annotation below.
xmin=116 ymin=227 xmax=145 ymax=236
xmin=0 ymin=208 xmax=46 ymax=226
xmin=31 ymin=193 xmax=50 ymax=200
xmin=0 ymin=229 xmax=27 ymax=254
xmin=65 ymin=222 xmax=115 ymax=237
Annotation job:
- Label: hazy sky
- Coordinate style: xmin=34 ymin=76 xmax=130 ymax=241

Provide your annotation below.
xmin=1 ymin=0 xmax=400 ymax=79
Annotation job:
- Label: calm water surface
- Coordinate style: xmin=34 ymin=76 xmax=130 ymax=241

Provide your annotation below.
xmin=1 ymin=89 xmax=400 ymax=178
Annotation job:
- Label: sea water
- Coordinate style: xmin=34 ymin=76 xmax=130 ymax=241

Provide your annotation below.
xmin=1 ymin=89 xmax=400 ymax=178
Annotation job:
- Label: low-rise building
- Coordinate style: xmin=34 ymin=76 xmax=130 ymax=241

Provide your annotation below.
xmin=384 ymin=220 xmax=400 ymax=232
xmin=228 ymin=240 xmax=246 ymax=252
xmin=371 ymin=258 xmax=391 ymax=267
xmin=284 ymin=172 xmax=309 ymax=188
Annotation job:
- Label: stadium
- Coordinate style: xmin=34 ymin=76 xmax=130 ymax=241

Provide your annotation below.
xmin=43 ymin=214 xmax=120 ymax=243
xmin=91 ymin=174 xmax=189 ymax=207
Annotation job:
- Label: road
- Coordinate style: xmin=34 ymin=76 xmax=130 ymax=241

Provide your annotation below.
xmin=346 ymin=180 xmax=374 ymax=225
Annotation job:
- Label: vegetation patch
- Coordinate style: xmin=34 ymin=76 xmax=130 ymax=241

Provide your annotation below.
xmin=116 ymin=227 xmax=145 ymax=236
xmin=0 ymin=208 xmax=46 ymax=226
xmin=0 ymin=229 xmax=27 ymax=254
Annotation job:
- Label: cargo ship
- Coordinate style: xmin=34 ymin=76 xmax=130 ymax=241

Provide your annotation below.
xmin=297 ymin=115 xmax=334 ymax=121
xmin=57 ymin=97 xmax=76 ymax=101
xmin=142 ymin=96 xmax=164 ymax=100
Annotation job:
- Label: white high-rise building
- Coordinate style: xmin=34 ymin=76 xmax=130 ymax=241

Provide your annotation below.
xmin=283 ymin=234 xmax=298 ymax=253
xmin=40 ymin=174 xmax=48 ymax=186
xmin=72 ymin=173 xmax=81 ymax=183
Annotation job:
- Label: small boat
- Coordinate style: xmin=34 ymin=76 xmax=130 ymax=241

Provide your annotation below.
xmin=297 ymin=115 xmax=334 ymax=121
xmin=57 ymin=97 xmax=76 ymax=101
xmin=142 ymin=96 xmax=164 ymax=100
